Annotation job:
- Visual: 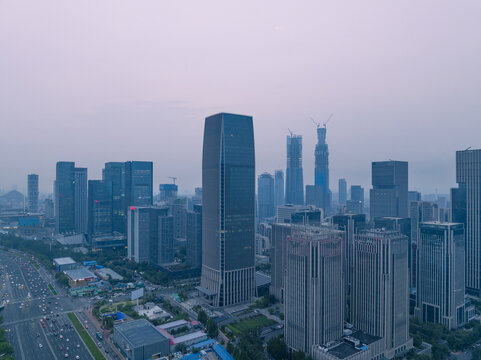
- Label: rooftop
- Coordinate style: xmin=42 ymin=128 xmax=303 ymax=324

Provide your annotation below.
xmin=213 ymin=344 xmax=235 ymax=360
xmin=172 ymin=331 xmax=207 ymax=345
xmin=64 ymin=268 xmax=96 ymax=281
xmin=325 ymin=342 xmax=361 ymax=359
xmin=53 ymin=257 xmax=76 ymax=265
xmin=96 ymin=267 xmax=123 ymax=280
xmin=156 ymin=319 xmax=189 ymax=330
xmin=350 ymin=330 xmax=382 ymax=345
xmin=115 ymin=319 xmax=168 ymax=347
xmin=255 ymin=272 xmax=271 ymax=287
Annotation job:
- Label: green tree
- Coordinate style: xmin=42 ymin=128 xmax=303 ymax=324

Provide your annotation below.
xmin=472 ymin=348 xmax=481 ymax=360
xmin=197 ymin=309 xmax=208 ymax=325
xmin=267 ymin=336 xmax=288 ymax=360
xmin=206 ymin=318 xmax=219 ymax=338
xmin=292 ymin=350 xmax=308 ymax=360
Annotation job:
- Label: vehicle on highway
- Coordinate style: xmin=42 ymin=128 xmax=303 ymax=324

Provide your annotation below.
xmin=39 ymin=343 xmax=43 ymax=348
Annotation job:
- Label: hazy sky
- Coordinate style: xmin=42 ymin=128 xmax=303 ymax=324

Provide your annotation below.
xmin=1 ymin=1 xmax=480 ymax=195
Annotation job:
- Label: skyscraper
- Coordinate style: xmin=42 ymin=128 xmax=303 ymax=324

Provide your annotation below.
xmin=104 ymin=162 xmax=126 ymax=233
xmin=314 ymin=125 xmax=330 ymax=212
xmin=351 ymin=229 xmax=412 ymax=358
xmin=274 ymin=170 xmax=284 ymax=210
xmin=415 ymin=222 xmax=465 ymax=330
xmin=305 ymin=185 xmax=323 ymax=209
xmin=285 ymin=226 xmax=344 ymax=353
xmin=350 ymin=185 xmax=364 ymax=204
xmin=27 ymin=174 xmax=39 ymax=212
xmin=270 ymin=223 xmax=292 ymax=302
xmin=258 ymin=172 xmax=275 ymax=219
xmin=74 ymin=167 xmax=88 ymax=234
xmin=338 ymin=178 xmax=347 ymax=206
xmin=286 ymin=134 xmax=304 ymax=205
xmin=200 ymin=113 xmax=256 ymax=307
xmin=55 ymin=162 xmax=76 ymax=234
xmin=186 ymin=204 xmax=202 ymax=269
xmin=370 ymin=161 xmax=408 ymax=219
xmin=125 ymin=161 xmax=153 ymax=209
xmin=88 ymin=180 xmax=112 ymax=240
xmin=453 ymin=149 xmax=481 ymax=293
xmin=159 ymin=183 xmax=178 ymax=203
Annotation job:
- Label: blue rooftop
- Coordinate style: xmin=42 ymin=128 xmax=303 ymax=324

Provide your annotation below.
xmin=213 ymin=344 xmax=234 ymax=360
xmin=192 ymin=338 xmax=216 ymax=350
xmin=182 ymin=354 xmax=201 ymax=360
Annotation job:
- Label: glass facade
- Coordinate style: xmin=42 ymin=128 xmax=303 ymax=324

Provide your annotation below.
xmin=286 ymin=135 xmax=304 ymax=205
xmin=55 ymin=162 xmax=75 ymax=234
xmin=104 ymin=162 xmax=126 ymax=233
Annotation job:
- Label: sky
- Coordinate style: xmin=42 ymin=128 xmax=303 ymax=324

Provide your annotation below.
xmin=1 ymin=1 xmax=480 ymax=195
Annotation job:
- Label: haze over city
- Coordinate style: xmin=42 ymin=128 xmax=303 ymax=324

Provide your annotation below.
xmin=2 ymin=1 xmax=481 ymax=194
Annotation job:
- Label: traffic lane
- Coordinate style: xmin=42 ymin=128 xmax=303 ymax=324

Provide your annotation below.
xmin=76 ymin=311 xmax=119 ymax=360
xmin=8 ymin=319 xmax=57 ymax=360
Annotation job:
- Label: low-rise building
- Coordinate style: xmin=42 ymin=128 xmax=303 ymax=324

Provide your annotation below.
xmin=53 ymin=257 xmax=77 ymax=272
xmin=64 ymin=268 xmax=97 ymax=288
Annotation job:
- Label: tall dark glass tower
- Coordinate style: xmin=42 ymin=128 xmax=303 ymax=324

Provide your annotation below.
xmin=27 ymin=174 xmax=39 ymax=212
xmin=274 ymin=170 xmax=284 ymax=210
xmin=314 ymin=125 xmax=331 ymax=212
xmin=104 ymin=162 xmax=126 ymax=233
xmin=55 ymin=162 xmax=75 ymax=234
xmin=258 ymin=172 xmax=275 ymax=219
xmin=88 ymin=180 xmax=112 ymax=241
xmin=286 ymin=134 xmax=304 ymax=205
xmin=200 ymin=113 xmax=256 ymax=307
xmin=125 ymin=161 xmax=153 ymax=209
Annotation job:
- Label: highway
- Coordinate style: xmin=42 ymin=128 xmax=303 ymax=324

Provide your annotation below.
xmin=0 ymin=250 xmax=94 ymax=360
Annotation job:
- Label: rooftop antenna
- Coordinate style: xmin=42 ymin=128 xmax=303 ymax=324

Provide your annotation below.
xmin=168 ymin=177 xmax=177 ymax=185
xmin=323 ymin=113 xmax=334 ymax=128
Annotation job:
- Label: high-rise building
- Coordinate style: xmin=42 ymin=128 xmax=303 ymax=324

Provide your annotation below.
xmin=258 ymin=173 xmax=275 ymax=219
xmin=55 ymin=162 xmax=76 ymax=234
xmin=125 ymin=161 xmax=153 ymax=210
xmin=200 ymin=113 xmax=256 ymax=307
xmin=274 ymin=170 xmax=284 ymax=210
xmin=350 ymin=185 xmax=364 ymax=205
xmin=453 ymin=149 xmax=481 ymax=294
xmin=74 ymin=167 xmax=88 ymax=234
xmin=338 ymin=178 xmax=347 ymax=206
xmin=104 ymin=162 xmax=126 ymax=233
xmin=305 ymin=185 xmax=323 ymax=209
xmin=169 ymin=197 xmax=187 ymax=239
xmin=270 ymin=223 xmax=292 ymax=302
xmin=186 ymin=204 xmax=202 ymax=269
xmin=27 ymin=174 xmax=39 ymax=213
xmin=351 ymin=229 xmax=412 ymax=358
xmin=370 ymin=161 xmax=408 ymax=219
xmin=415 ymin=222 xmax=465 ymax=330
xmin=285 ymin=226 xmax=344 ymax=353
xmin=408 ymin=191 xmax=421 ymax=204
xmin=286 ymin=134 xmax=304 ymax=205
xmin=88 ymin=180 xmax=112 ymax=241
xmin=346 ymin=200 xmax=363 ymax=214
xmin=127 ymin=206 xmax=170 ymax=265
xmin=314 ymin=125 xmax=331 ymax=213
xmin=159 ymin=183 xmax=178 ymax=203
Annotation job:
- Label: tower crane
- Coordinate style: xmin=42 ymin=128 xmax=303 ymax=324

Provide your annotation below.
xmin=168 ymin=177 xmax=177 ymax=185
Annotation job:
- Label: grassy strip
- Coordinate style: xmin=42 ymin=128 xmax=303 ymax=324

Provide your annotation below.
xmin=48 ymin=283 xmax=57 ymax=295
xmin=226 ymin=315 xmax=276 ymax=336
xmin=67 ymin=312 xmax=106 ymax=360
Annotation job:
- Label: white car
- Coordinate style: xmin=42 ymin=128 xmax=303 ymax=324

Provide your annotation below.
xmin=39 ymin=344 xmax=43 ymax=348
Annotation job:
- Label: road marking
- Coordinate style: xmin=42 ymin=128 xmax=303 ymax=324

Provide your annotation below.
xmin=40 ymin=319 xmax=59 ymax=360
xmin=14 ymin=324 xmax=26 ymax=360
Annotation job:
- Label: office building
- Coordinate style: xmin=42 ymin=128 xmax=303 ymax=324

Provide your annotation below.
xmin=305 ymin=185 xmax=323 ymax=209
xmin=286 ymin=134 xmax=304 ymax=205
xmin=200 ymin=113 xmax=256 ymax=307
xmin=127 ymin=206 xmax=170 ymax=265
xmin=274 ymin=170 xmax=285 ymax=209
xmin=346 ymin=201 xmax=363 ymax=214
xmin=277 ymin=204 xmax=322 ymax=225
xmin=270 ymin=223 xmax=291 ymax=302
xmin=186 ymin=204 xmax=202 ymax=269
xmin=351 ymin=229 xmax=412 ymax=359
xmin=285 ymin=226 xmax=344 ymax=353
xmin=258 ymin=172 xmax=275 ymax=219
xmin=104 ymin=162 xmax=126 ymax=233
xmin=125 ymin=161 xmax=153 ymax=210
xmin=74 ymin=167 xmax=88 ymax=234
xmin=169 ymin=197 xmax=187 ymax=239
xmin=350 ymin=185 xmax=364 ymax=205
xmin=370 ymin=161 xmax=408 ymax=219
xmin=453 ymin=149 xmax=481 ymax=293
xmin=314 ymin=125 xmax=331 ymax=213
xmin=27 ymin=174 xmax=39 ymax=212
xmin=88 ymin=180 xmax=112 ymax=241
xmin=159 ymin=183 xmax=178 ymax=203
xmin=338 ymin=179 xmax=347 ymax=205
xmin=408 ymin=191 xmax=421 ymax=204
xmin=415 ymin=222 xmax=465 ymax=330
xmin=410 ymin=201 xmax=439 ymax=243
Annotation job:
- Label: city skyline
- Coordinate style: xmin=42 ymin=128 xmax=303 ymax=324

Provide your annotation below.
xmin=2 ymin=1 xmax=481 ymax=195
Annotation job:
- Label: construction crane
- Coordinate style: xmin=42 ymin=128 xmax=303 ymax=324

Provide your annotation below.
xmin=323 ymin=113 xmax=334 ymax=128
xmin=288 ymin=128 xmax=294 ymax=136
xmin=168 ymin=177 xmax=177 ymax=184
xmin=311 ymin=117 xmax=321 ymax=129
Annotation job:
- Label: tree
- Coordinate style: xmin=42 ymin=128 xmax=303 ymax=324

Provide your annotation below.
xmin=197 ymin=309 xmax=208 ymax=325
xmin=267 ymin=336 xmax=288 ymax=360
xmin=472 ymin=348 xmax=481 ymax=360
xmin=206 ymin=318 xmax=219 ymax=338
xmin=292 ymin=350 xmax=308 ymax=360
xmin=175 ymin=343 xmax=187 ymax=353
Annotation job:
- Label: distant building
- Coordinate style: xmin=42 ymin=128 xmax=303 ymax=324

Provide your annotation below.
xmin=74 ymin=167 xmax=88 ymax=234
xmin=305 ymin=185 xmax=323 ymax=209
xmin=285 ymin=226 xmax=344 ymax=354
xmin=200 ymin=113 xmax=256 ymax=307
xmin=453 ymin=149 xmax=481 ymax=294
xmin=338 ymin=179 xmax=347 ymax=205
xmin=345 ymin=200 xmax=363 ymax=214
xmin=351 ymin=229 xmax=412 ymax=358
xmin=169 ymin=197 xmax=187 ymax=239
xmin=286 ymin=134 xmax=304 ymax=205
xmin=88 ymin=180 xmax=112 ymax=241
xmin=114 ymin=319 xmax=170 ymax=360
xmin=270 ymin=223 xmax=291 ymax=302
xmin=415 ymin=222 xmax=465 ymax=330
xmin=27 ymin=174 xmax=39 ymax=212
xmin=159 ymin=183 xmax=178 ymax=203
xmin=103 ymin=162 xmax=126 ymax=233
xmin=186 ymin=204 xmax=202 ymax=269
xmin=314 ymin=125 xmax=331 ymax=213
xmin=258 ymin=173 xmax=275 ymax=219
xmin=370 ymin=161 xmax=408 ymax=219
xmin=274 ymin=170 xmax=285 ymax=210
xmin=350 ymin=185 xmax=364 ymax=210
xmin=408 ymin=191 xmax=421 ymax=204
xmin=125 ymin=161 xmax=153 ymax=210
xmin=277 ymin=204 xmax=321 ymax=225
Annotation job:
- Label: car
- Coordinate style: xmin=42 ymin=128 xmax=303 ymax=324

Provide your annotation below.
xmin=76 ymin=356 xmax=80 ymax=359
xmin=59 ymin=346 xmax=63 ymax=350
xmin=39 ymin=344 xmax=43 ymax=348
xmin=76 ymin=344 xmax=80 ymax=348
xmin=65 ymin=354 xmax=68 ymax=358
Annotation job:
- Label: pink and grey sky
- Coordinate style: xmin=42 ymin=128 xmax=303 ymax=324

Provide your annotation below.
xmin=1 ymin=1 xmax=480 ymax=195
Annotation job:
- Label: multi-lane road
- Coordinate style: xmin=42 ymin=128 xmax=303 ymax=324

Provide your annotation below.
xmin=0 ymin=250 xmax=94 ymax=360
